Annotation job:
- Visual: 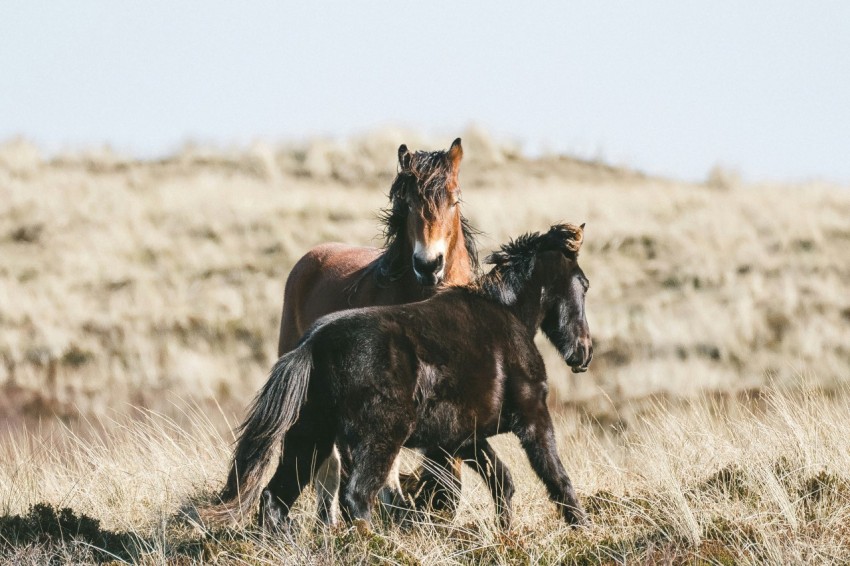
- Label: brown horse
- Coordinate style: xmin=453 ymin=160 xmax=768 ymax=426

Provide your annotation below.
xmin=207 ymin=223 xmax=592 ymax=532
xmin=277 ymin=139 xmax=479 ymax=523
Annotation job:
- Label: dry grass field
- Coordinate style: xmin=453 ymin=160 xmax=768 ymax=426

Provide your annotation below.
xmin=1 ymin=129 xmax=849 ymax=563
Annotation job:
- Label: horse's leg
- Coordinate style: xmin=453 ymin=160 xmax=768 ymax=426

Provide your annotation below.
xmin=337 ymin=429 xmax=408 ymax=528
xmin=376 ymin=454 xmax=404 ymax=513
xmin=514 ymin=398 xmax=587 ymax=526
xmin=409 ymin=448 xmax=463 ymax=516
xmin=313 ymin=446 xmax=340 ymax=525
xmin=385 ymin=453 xmax=404 ymax=497
xmin=261 ymin=415 xmax=334 ymax=531
xmin=458 ymin=439 xmax=515 ymax=530
xmin=377 ymin=453 xmax=435 ymax=526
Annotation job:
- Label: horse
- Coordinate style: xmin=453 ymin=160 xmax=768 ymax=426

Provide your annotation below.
xmin=208 ymin=223 xmax=592 ymax=531
xmin=277 ymin=138 xmax=479 ymax=524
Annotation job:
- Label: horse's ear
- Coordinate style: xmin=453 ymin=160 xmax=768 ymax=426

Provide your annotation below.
xmin=448 ymin=138 xmax=463 ymax=173
xmin=554 ymin=222 xmax=584 ymax=254
xmin=398 ymin=144 xmax=412 ymax=171
xmin=574 ymin=223 xmax=585 ymax=251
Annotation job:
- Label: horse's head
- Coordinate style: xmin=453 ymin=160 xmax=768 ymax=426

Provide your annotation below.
xmin=539 ymin=224 xmax=593 ymax=373
xmin=482 ymin=223 xmax=592 ymax=374
xmin=390 ymin=138 xmax=467 ymax=286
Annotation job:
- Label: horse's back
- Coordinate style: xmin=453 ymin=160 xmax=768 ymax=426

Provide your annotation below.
xmin=278 ymin=243 xmax=382 ymax=355
xmin=301 ymin=289 xmax=539 ymax=448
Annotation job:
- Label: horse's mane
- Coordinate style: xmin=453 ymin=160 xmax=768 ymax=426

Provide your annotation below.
xmin=371 ymin=148 xmax=480 ymax=285
xmin=477 ymin=223 xmax=584 ymax=305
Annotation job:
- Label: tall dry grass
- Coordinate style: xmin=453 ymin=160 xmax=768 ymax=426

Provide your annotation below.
xmin=1 ymin=129 xmax=849 ymax=562
xmin=2 ymin=387 xmax=849 ymax=563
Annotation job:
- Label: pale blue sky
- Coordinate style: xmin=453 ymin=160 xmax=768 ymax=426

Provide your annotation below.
xmin=2 ymin=2 xmax=849 ymax=182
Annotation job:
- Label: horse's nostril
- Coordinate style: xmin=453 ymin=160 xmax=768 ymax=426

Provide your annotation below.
xmin=565 ymin=340 xmax=593 ymax=371
xmin=413 ymin=254 xmax=443 ymax=275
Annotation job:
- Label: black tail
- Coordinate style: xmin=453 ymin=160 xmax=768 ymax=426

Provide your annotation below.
xmin=201 ymin=342 xmax=313 ymax=524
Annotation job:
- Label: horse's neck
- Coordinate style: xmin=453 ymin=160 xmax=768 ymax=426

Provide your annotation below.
xmin=509 ymin=269 xmax=546 ymax=336
xmin=380 ymin=240 xmax=431 ymax=302
xmin=398 ymin=269 xmax=431 ymax=301
xmin=443 ymin=226 xmax=473 ymax=285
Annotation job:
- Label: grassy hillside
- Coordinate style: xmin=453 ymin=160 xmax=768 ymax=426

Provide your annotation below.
xmin=1 ymin=130 xmax=849 ymax=562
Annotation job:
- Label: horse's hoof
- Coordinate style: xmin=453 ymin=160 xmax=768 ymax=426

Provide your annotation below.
xmin=259 ymin=489 xmax=292 ymax=534
xmin=318 ymin=508 xmax=337 ymax=528
xmin=352 ymin=518 xmax=372 ymax=536
xmin=497 ymin=515 xmax=513 ymax=532
xmin=569 ymin=513 xmax=590 ymax=529
xmin=562 ymin=505 xmax=590 ymax=528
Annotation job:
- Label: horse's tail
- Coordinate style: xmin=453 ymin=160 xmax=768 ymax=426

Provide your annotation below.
xmin=201 ymin=341 xmax=314 ymax=525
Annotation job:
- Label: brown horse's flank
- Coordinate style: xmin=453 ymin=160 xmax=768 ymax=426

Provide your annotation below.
xmin=207 ymin=224 xmax=592 ymax=531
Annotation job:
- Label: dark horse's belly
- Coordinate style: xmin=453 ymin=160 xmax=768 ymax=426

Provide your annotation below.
xmin=403 ymin=397 xmax=505 ymax=451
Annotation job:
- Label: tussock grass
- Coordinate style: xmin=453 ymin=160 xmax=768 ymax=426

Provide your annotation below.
xmin=2 ymin=388 xmax=850 ymax=563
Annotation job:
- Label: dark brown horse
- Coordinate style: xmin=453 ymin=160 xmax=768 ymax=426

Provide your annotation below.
xmin=208 ymin=224 xmax=592 ymax=531
xmin=277 ymin=139 xmax=479 ymax=523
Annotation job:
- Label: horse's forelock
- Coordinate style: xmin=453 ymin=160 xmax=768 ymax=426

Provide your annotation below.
xmin=410 ymin=150 xmax=455 ymax=209
xmin=382 ymin=147 xmax=458 ymax=245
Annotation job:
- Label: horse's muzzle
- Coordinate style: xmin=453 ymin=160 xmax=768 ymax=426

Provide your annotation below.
xmin=567 ymin=342 xmax=593 ymax=373
xmin=413 ymin=253 xmax=445 ymax=286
